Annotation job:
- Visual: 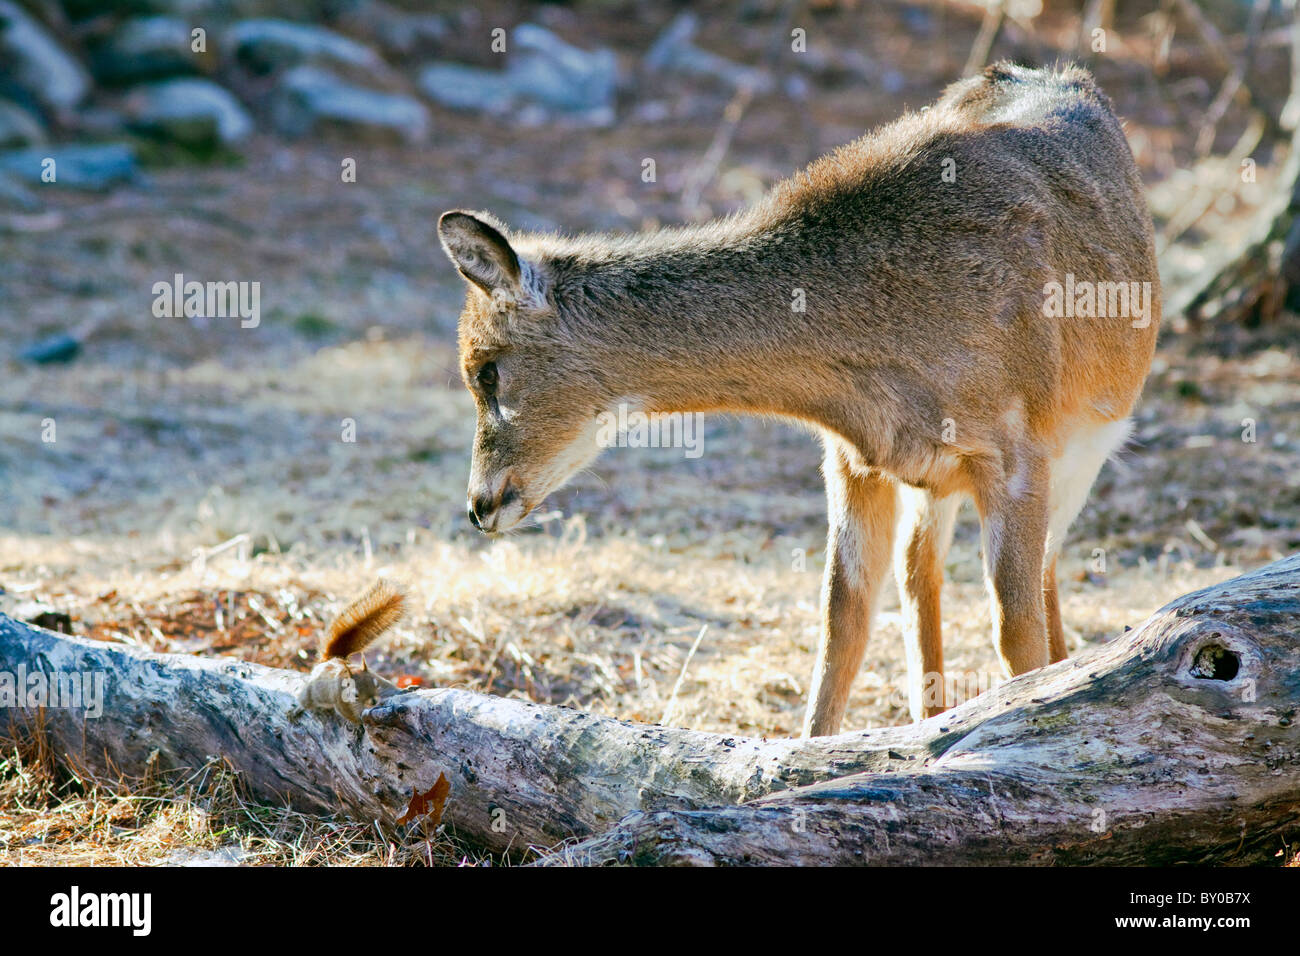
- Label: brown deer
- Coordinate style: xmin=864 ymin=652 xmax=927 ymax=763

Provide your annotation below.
xmin=438 ymin=63 xmax=1160 ymax=737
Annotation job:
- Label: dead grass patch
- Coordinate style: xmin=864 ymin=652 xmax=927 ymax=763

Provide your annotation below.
xmin=0 ymin=722 xmax=488 ymax=867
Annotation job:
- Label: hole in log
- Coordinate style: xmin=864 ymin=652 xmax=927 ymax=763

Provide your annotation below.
xmin=1189 ymin=642 xmax=1240 ymax=681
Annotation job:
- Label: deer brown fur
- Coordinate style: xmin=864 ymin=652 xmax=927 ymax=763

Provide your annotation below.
xmin=438 ymin=62 xmax=1161 ymax=736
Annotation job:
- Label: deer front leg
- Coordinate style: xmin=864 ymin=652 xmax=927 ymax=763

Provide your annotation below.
xmin=975 ymin=456 xmax=1051 ymax=676
xmin=802 ymin=448 xmax=897 ymax=738
xmin=893 ymin=487 xmax=960 ymax=721
xmin=1043 ymin=553 xmax=1068 ymax=663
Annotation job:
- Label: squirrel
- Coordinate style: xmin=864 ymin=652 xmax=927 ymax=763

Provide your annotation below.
xmin=293 ymin=578 xmax=408 ymax=723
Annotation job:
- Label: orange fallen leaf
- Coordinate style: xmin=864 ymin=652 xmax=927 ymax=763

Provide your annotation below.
xmin=398 ymin=772 xmax=450 ymax=827
xmin=395 ymin=674 xmax=424 ymax=688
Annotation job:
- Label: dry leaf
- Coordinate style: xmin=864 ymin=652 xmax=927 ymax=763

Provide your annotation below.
xmin=398 ymin=772 xmax=450 ymax=826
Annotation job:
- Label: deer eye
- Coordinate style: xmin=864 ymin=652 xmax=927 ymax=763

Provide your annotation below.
xmin=476 ymin=362 xmax=498 ymax=393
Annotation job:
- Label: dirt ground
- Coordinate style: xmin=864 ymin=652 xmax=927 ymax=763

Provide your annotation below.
xmin=2 ymin=0 xmax=1298 ymax=863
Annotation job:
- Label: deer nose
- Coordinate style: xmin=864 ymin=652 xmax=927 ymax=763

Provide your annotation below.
xmin=468 ymin=492 xmax=493 ymax=529
xmin=467 ymin=479 xmax=520 ymax=533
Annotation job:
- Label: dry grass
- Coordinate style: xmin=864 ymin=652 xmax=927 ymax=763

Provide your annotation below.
xmin=0 ymin=722 xmax=486 ymax=866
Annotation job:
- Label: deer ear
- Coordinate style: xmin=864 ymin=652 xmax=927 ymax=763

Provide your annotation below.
xmin=438 ymin=211 xmax=521 ymax=296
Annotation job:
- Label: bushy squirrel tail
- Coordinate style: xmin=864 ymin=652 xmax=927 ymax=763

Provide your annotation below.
xmin=322 ymin=578 xmax=406 ymax=660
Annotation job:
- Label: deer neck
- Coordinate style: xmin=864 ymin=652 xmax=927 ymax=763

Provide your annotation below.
xmin=543 ymin=226 xmax=867 ymax=433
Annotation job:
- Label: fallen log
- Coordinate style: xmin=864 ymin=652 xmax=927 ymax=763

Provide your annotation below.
xmin=0 ymin=612 xmax=958 ymax=853
xmin=2 ymin=555 xmax=1298 ymax=864
xmin=543 ymin=555 xmax=1300 ymax=865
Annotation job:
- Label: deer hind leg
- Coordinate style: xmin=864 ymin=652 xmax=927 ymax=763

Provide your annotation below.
xmin=975 ymin=449 xmax=1051 ymax=678
xmin=893 ymin=486 xmax=960 ymax=721
xmin=802 ymin=446 xmax=897 ymax=738
xmin=1042 ymin=419 xmax=1134 ymax=662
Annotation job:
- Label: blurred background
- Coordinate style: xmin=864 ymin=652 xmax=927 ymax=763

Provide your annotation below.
xmin=1 ymin=0 xmax=1298 ymax=739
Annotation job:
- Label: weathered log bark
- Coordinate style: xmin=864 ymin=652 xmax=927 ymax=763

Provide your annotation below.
xmin=0 ymin=614 xmax=963 ymax=851
xmin=542 ymin=555 xmax=1300 ymax=865
xmin=2 ymin=555 xmax=1299 ymax=864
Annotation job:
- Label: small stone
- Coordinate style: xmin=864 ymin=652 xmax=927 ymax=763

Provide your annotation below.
xmin=227 ymin=18 xmax=382 ymax=75
xmin=124 ymin=78 xmax=253 ymax=147
xmin=92 ymin=16 xmax=198 ymax=85
xmin=357 ymin=1 xmax=448 ymax=58
xmin=161 ymin=846 xmax=249 ymax=867
xmin=508 ymin=23 xmax=618 ymax=114
xmin=0 ymin=0 xmax=91 ymax=112
xmin=0 ymin=171 xmax=36 ymax=209
xmin=20 ymin=332 xmax=80 ymax=364
xmin=271 ymin=66 xmax=428 ymax=143
xmin=0 ymin=97 xmax=44 ymax=148
xmin=418 ymin=63 xmax=515 ymax=114
xmin=0 ymin=143 xmax=137 ymax=190
xmin=419 ymin=24 xmax=618 ymax=127
xmin=644 ymin=12 xmax=771 ymax=93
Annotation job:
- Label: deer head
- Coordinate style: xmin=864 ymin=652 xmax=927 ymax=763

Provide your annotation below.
xmin=439 ymin=210 xmax=613 ymax=533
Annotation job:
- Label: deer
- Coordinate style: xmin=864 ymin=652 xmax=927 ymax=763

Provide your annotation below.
xmin=437 ymin=62 xmax=1161 ymax=737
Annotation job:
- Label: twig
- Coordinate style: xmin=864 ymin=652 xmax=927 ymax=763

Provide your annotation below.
xmin=1179 ymin=0 xmax=1300 ymax=324
xmin=1172 ymin=0 xmax=1266 ymax=135
xmin=963 ymin=0 xmax=1005 ymax=78
xmin=1153 ymin=0 xmax=1178 ymax=76
xmin=1075 ymin=0 xmax=1115 ymax=57
xmin=1185 ymin=519 xmax=1219 ymax=553
xmin=1173 ymin=0 xmax=1237 ymax=74
xmin=660 ymin=625 xmax=708 ymax=726
xmin=1157 ymin=109 xmax=1266 ymax=255
xmin=1193 ymin=0 xmax=1269 ymax=157
xmin=679 ymin=0 xmax=802 ymax=218
xmin=680 ymin=83 xmax=757 ymax=217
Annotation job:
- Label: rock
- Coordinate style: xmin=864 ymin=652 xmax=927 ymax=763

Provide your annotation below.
xmin=69 ymin=106 xmax=128 ymax=138
xmin=62 ymin=0 xmax=188 ymax=17
xmin=509 ymin=23 xmax=618 ymax=114
xmin=644 ymin=12 xmax=697 ymax=71
xmin=418 ymin=63 xmax=515 ymax=114
xmin=644 ymin=12 xmax=772 ymax=93
xmin=19 ymin=333 xmax=80 ymax=364
xmin=92 ymin=16 xmax=199 ymax=85
xmin=419 ymin=24 xmax=617 ymax=126
xmin=0 ymin=1 xmax=91 ymax=112
xmin=226 ymin=18 xmax=382 ymax=74
xmin=0 ymin=143 xmax=137 ymax=190
xmin=0 ymin=172 xmax=37 ymax=210
xmin=124 ymin=78 xmax=253 ymax=147
xmin=0 ymin=98 xmax=45 ymax=147
xmin=161 ymin=846 xmax=249 ymax=866
xmin=270 ymin=66 xmax=428 ymax=143
xmin=350 ymin=0 xmax=447 ymax=59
